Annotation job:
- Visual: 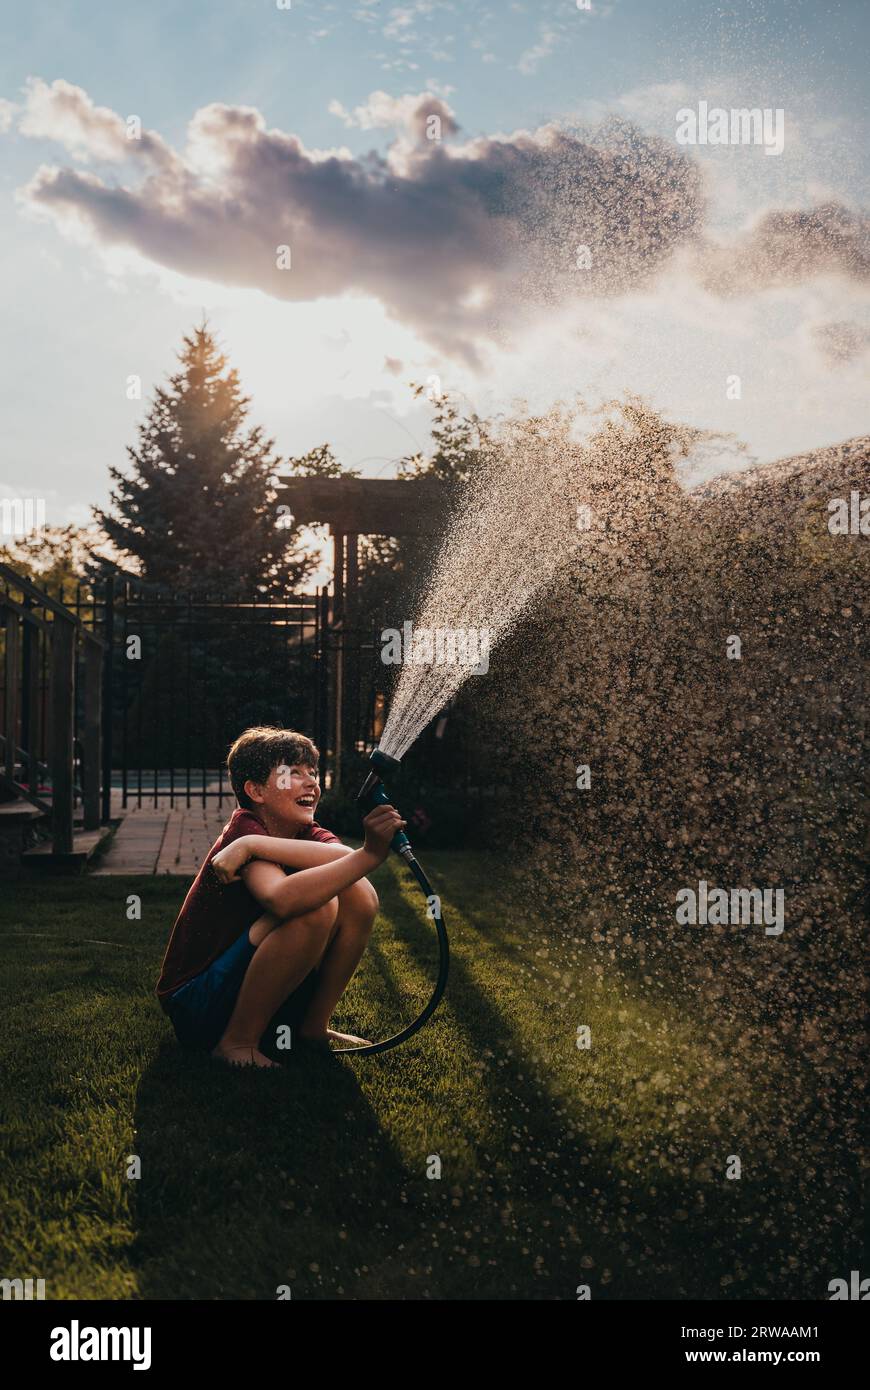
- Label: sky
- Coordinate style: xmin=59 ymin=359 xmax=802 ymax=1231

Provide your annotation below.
xmin=1 ymin=0 xmax=868 ymax=535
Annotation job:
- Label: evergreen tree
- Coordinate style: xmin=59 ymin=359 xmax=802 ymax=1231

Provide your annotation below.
xmin=94 ymin=323 xmax=312 ymax=593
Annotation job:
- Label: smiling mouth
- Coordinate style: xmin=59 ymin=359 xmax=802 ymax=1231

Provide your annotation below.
xmin=295 ymin=795 xmax=317 ymax=808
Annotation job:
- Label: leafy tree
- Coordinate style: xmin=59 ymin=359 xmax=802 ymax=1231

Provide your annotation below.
xmin=397 ymin=384 xmax=489 ymax=488
xmin=354 ymin=385 xmax=490 ymax=624
xmin=0 ymin=524 xmax=105 ymax=601
xmin=282 ymin=397 xmax=489 ymax=623
xmin=286 ymin=442 xmax=359 ymax=479
xmin=94 ymin=323 xmax=312 ymax=594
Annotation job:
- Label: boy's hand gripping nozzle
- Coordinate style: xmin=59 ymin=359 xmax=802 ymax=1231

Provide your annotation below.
xmin=335 ymin=746 xmax=447 ymax=1055
xmin=356 ymin=749 xmax=415 ymax=862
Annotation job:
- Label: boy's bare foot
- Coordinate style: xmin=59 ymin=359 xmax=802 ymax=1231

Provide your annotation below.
xmin=298 ymin=1027 xmax=373 ymax=1050
xmin=211 ymin=1043 xmax=279 ymax=1069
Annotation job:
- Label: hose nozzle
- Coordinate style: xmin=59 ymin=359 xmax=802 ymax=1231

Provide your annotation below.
xmin=357 ymin=748 xmax=414 ymax=860
xmin=367 ymin=747 xmax=402 ymax=779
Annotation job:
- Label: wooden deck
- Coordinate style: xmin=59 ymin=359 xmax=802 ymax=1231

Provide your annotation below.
xmin=90 ymin=799 xmax=238 ymax=876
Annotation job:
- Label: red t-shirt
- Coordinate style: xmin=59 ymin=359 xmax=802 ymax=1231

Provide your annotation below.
xmin=155 ymin=807 xmax=341 ymax=1006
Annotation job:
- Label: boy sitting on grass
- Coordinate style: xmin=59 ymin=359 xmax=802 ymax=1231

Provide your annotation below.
xmin=155 ymin=726 xmax=405 ymax=1068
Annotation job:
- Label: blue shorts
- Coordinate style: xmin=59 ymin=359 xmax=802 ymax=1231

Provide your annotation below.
xmin=163 ymin=930 xmax=318 ymax=1054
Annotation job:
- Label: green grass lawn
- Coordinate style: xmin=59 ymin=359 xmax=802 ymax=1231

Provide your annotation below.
xmin=0 ymin=852 xmax=859 ymax=1300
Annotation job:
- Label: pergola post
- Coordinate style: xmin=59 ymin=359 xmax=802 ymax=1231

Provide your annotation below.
xmin=345 ymin=532 xmax=358 ymax=614
xmin=274 ymin=478 xmax=450 ymax=791
xmin=332 ymin=528 xmax=345 ymax=617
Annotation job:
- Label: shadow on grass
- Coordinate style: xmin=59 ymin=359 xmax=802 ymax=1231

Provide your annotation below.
xmin=377 ymin=861 xmax=861 ymax=1300
xmin=131 ymin=1038 xmax=414 ymax=1300
xmin=22 ymin=868 xmax=852 ymax=1299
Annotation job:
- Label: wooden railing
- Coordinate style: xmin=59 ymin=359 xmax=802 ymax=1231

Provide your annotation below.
xmin=0 ymin=564 xmax=104 ymax=854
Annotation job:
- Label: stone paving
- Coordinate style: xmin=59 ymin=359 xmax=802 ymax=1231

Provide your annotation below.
xmin=92 ymin=797 xmax=238 ymax=876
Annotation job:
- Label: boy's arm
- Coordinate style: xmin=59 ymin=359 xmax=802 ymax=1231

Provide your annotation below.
xmin=212 ymin=833 xmax=352 ymax=884
xmin=239 ymin=805 xmax=405 ymax=921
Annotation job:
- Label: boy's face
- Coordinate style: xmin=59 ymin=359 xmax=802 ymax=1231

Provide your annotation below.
xmin=244 ymin=762 xmax=321 ymax=834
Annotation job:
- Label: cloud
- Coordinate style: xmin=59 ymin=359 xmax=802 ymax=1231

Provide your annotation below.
xmin=699 ymin=203 xmax=870 ymax=294
xmin=517 ymin=26 xmax=559 ymax=76
xmin=811 ymin=320 xmax=870 ymax=365
xmin=617 ymin=81 xmax=695 ymax=116
xmin=15 ymin=89 xmax=705 ymax=360
xmin=17 ymin=84 xmax=865 ymax=369
xmin=328 ymin=89 xmax=459 ymax=140
xmin=14 ymin=77 xmax=177 ymax=169
xmin=0 ymin=97 xmax=17 ymax=133
xmin=382 ymin=2 xmax=440 ymax=41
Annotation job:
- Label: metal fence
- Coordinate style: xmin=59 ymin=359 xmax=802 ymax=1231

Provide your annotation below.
xmin=1 ymin=565 xmax=474 ymax=838
xmin=63 ymin=572 xmax=392 ymax=808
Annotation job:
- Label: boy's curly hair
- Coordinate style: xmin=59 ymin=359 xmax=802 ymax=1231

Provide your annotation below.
xmin=227 ymin=726 xmax=320 ymax=811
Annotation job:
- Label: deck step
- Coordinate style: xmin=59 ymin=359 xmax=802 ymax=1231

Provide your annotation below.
xmin=21 ymin=827 xmax=114 ymax=873
xmin=0 ymin=801 xmax=45 ymax=825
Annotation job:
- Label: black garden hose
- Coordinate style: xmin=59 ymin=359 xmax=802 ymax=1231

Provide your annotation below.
xmin=331 ymin=750 xmax=450 ymax=1055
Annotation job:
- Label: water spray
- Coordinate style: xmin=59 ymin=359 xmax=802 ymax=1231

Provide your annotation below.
xmin=330 ymin=748 xmax=449 ymax=1056
xmin=332 ymin=420 xmax=583 ymax=1055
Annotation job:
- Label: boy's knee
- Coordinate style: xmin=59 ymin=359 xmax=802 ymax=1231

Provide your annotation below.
xmin=304 ymin=899 xmax=340 ymax=935
xmin=278 ymin=898 xmax=338 ymax=939
xmin=339 ymin=878 xmax=378 ymax=923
